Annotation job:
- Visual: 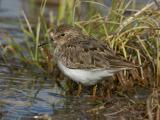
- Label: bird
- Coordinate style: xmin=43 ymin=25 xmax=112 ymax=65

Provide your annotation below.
xmin=50 ymin=24 xmax=138 ymax=97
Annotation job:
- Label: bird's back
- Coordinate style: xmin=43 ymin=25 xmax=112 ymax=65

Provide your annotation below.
xmin=55 ymin=36 xmax=137 ymax=70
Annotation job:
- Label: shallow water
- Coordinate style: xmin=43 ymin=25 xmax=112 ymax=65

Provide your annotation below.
xmin=0 ymin=71 xmax=66 ymax=119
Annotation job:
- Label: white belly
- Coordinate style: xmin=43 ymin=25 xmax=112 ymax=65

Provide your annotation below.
xmin=57 ymin=61 xmax=114 ymax=86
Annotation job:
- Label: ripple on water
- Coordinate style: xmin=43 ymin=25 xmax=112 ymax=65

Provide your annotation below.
xmin=0 ymin=72 xmax=66 ymax=120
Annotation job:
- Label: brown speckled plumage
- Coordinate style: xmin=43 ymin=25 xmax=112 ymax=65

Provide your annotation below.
xmin=51 ymin=24 xmax=136 ymax=70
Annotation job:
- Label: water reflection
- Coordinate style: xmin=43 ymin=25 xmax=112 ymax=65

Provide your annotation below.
xmin=0 ymin=73 xmax=65 ymax=119
xmin=0 ymin=0 xmax=20 ymax=17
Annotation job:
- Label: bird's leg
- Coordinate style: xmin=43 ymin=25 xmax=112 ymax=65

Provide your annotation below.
xmin=76 ymin=83 xmax=82 ymax=96
xmin=92 ymin=84 xmax=97 ymax=97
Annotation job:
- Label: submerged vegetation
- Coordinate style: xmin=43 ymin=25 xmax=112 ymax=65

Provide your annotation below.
xmin=0 ymin=0 xmax=160 ymax=119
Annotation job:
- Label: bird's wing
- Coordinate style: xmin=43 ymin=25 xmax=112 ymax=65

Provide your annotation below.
xmin=57 ymin=37 xmax=136 ymax=70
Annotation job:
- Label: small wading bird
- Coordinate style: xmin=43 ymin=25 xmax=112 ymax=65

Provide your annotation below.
xmin=41 ymin=24 xmax=139 ymax=97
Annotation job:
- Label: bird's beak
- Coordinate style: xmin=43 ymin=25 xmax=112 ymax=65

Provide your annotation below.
xmin=38 ymin=42 xmax=49 ymax=47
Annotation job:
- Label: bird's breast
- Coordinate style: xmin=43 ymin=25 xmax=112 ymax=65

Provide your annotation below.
xmin=57 ymin=61 xmax=114 ymax=85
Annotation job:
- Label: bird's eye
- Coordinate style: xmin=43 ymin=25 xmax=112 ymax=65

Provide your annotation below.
xmin=60 ymin=33 xmax=65 ymax=36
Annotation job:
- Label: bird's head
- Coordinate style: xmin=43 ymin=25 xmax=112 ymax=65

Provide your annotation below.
xmin=50 ymin=24 xmax=82 ymax=46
